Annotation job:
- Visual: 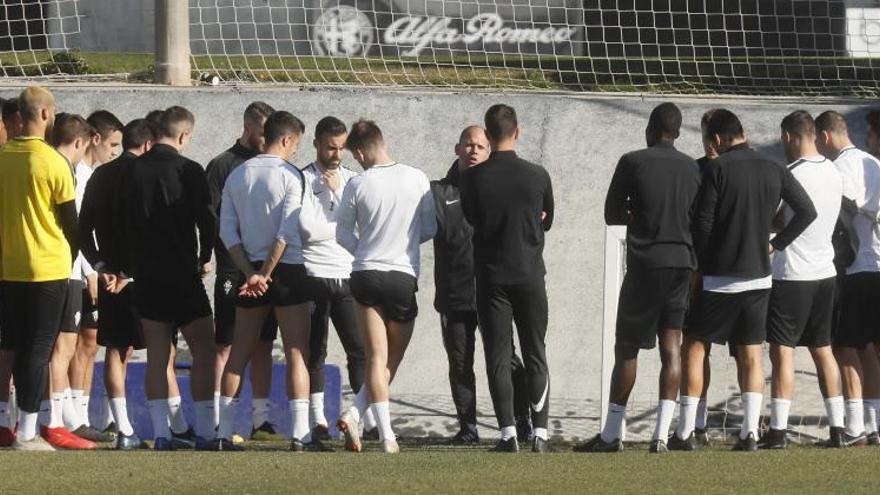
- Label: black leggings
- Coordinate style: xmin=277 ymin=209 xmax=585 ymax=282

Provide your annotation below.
xmin=1 ymin=280 xmax=67 ymax=413
xmin=307 ymin=277 xmax=366 ymax=393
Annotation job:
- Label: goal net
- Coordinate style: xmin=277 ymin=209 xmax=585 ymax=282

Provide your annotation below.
xmin=602 ymin=226 xmax=830 ymax=444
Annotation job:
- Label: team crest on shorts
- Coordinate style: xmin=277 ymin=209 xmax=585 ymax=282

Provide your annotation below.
xmin=74 ymin=311 xmax=81 ymax=326
xmin=224 ymin=278 xmax=233 ymax=295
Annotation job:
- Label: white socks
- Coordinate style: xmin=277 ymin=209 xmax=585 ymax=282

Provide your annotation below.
xmin=95 ymin=397 xmax=114 ymax=430
xmin=168 ymin=396 xmax=188 ymax=434
xmin=310 ymin=392 xmax=327 ymax=427
xmin=0 ymin=401 xmax=8 ymax=429
xmin=347 ymin=387 xmax=370 ymax=425
xmin=695 ymin=398 xmax=709 ymax=430
xmin=740 ymin=392 xmax=762 ymax=440
xmin=500 ymin=425 xmax=517 ymax=441
xmin=72 ymin=390 xmax=89 ymax=426
xmin=845 ymin=399 xmax=865 ymax=437
xmin=217 ymin=396 xmax=236 ymax=440
xmin=363 ymin=407 xmax=377 ymax=431
xmin=61 ymin=388 xmax=82 ymax=430
xmin=213 ymin=391 xmax=220 ymax=429
xmin=49 ymin=392 xmax=66 ymax=428
xmin=824 ymin=396 xmax=845 ymax=428
xmin=600 ymin=402 xmax=626 ymax=443
xmin=194 ymin=400 xmax=215 ymax=440
xmin=652 ymin=399 xmax=676 ymax=441
xmin=533 ymin=427 xmax=548 ymax=441
xmin=19 ymin=411 xmax=39 ymax=441
xmin=290 ymin=399 xmax=310 ymax=442
xmin=371 ymin=401 xmax=394 ymax=442
xmin=676 ymin=395 xmax=699 ymax=439
xmin=109 ymin=398 xmax=135 ymax=436
xmin=770 ymin=398 xmax=791 ymax=431
xmin=252 ymin=398 xmax=270 ymax=428
xmin=864 ymin=399 xmax=880 ymax=434
xmin=148 ymin=399 xmax=171 ymax=440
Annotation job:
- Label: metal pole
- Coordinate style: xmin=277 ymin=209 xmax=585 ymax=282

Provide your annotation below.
xmin=155 ymin=0 xmax=191 ymax=86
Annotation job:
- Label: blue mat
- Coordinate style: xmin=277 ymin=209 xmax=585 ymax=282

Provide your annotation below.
xmin=88 ymin=362 xmax=342 ymax=440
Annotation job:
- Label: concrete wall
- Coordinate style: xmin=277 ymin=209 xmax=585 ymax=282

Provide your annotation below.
xmin=6 ymin=85 xmax=872 ymax=438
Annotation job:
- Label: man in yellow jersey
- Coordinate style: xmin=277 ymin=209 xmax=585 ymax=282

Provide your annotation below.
xmin=0 ymin=86 xmax=80 ymax=450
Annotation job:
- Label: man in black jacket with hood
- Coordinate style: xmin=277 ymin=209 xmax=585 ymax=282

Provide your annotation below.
xmin=432 ymin=126 xmax=532 ymax=445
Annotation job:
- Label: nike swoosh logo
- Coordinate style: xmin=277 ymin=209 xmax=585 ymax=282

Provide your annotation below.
xmin=531 ymin=381 xmax=549 ymax=413
xmin=445 ymin=199 xmax=460 ymax=205
xmin=314 ymin=190 xmax=325 ymax=196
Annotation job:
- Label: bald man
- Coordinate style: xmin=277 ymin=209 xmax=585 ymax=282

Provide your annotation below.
xmin=431 ymin=126 xmax=532 ymax=444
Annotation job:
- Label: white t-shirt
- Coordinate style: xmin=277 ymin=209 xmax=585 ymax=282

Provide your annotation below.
xmin=834 ymin=146 xmax=880 ymax=274
xmin=336 ymin=162 xmax=436 ymax=277
xmin=219 ymin=154 xmax=305 ymax=266
xmin=72 ymin=161 xmax=95 ymax=281
xmin=771 ymin=155 xmax=840 ymax=281
xmin=299 ymin=162 xmax=357 ymax=279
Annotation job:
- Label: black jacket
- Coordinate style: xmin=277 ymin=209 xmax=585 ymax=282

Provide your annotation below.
xmin=205 ymin=141 xmax=259 ymax=272
xmin=79 ymin=151 xmax=136 ymax=272
xmin=431 ymin=162 xmax=476 ymax=313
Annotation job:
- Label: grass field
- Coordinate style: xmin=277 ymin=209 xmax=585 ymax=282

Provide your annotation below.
xmin=0 ymin=440 xmax=876 ymax=493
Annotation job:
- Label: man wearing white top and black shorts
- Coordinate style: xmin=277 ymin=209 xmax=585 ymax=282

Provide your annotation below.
xmin=761 ymin=110 xmax=846 ymax=449
xmin=334 ymin=119 xmax=436 ymax=454
xmin=299 ymin=116 xmax=370 ymax=441
xmin=816 ymin=110 xmax=880 ymax=446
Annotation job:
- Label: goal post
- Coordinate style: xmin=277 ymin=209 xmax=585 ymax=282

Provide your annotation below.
xmin=155 ymin=0 xmax=191 ymax=86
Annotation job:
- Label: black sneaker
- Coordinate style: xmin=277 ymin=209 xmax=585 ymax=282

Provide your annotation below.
xmin=867 ymin=431 xmax=880 ymax=446
xmin=531 ymin=437 xmax=557 ymax=453
xmin=102 ymin=422 xmax=118 ymax=438
xmin=667 ymin=432 xmax=697 ymax=451
xmin=290 ymin=438 xmax=335 ymax=452
xmin=362 ymin=427 xmax=380 ymax=441
xmin=449 ymin=427 xmax=480 ymax=445
xmin=312 ymin=424 xmax=331 ymax=442
xmin=171 ymin=427 xmax=197 ymax=449
xmin=515 ymin=415 xmax=532 ymax=443
xmin=250 ymin=421 xmax=283 ymax=441
xmin=72 ymin=425 xmax=116 ymax=443
xmin=488 ymin=437 xmax=519 ymax=453
xmin=572 ymin=434 xmax=622 ymax=453
xmin=116 ymin=432 xmax=148 ymax=450
xmin=649 ymin=439 xmax=668 ymax=454
xmin=732 ymin=432 xmax=758 ymax=452
xmin=758 ymin=428 xmax=787 ymax=450
xmin=694 ymin=428 xmax=710 ymax=447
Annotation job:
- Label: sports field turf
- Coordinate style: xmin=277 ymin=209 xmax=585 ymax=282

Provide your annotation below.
xmin=0 ymin=440 xmax=875 ymax=493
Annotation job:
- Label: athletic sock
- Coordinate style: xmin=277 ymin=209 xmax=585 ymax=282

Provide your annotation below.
xmin=824 ymin=396 xmax=845 ymax=428
xmin=695 ymin=398 xmax=709 ymax=430
xmin=194 ymin=400 xmax=215 ymax=440
xmin=290 ymin=399 xmax=310 ymax=442
xmin=217 ymin=396 xmax=236 ymax=440
xmin=370 ymin=401 xmax=395 ymax=442
xmin=49 ymin=392 xmax=66 ymax=428
xmin=62 ymin=388 xmax=83 ymax=431
xmin=845 ymin=399 xmax=865 ymax=437
xmin=310 ymin=392 xmax=327 ymax=427
xmin=363 ymin=407 xmax=377 ymax=431
xmin=38 ymin=400 xmax=51 ymax=428
xmin=0 ymin=401 xmax=8 ymax=429
xmin=148 ymin=399 xmax=171 ymax=440
xmin=770 ymin=398 xmax=791 ymax=431
xmin=109 ymin=398 xmax=135 ymax=436
xmin=500 ymin=425 xmax=517 ymax=441
xmin=533 ymin=427 xmax=548 ymax=441
xmin=676 ymin=395 xmax=699 ymax=440
xmin=348 ymin=386 xmax=370 ymax=425
xmin=741 ymin=392 xmax=762 ymax=440
xmin=19 ymin=411 xmax=39 ymax=441
xmin=71 ymin=390 xmax=88 ymax=427
xmin=167 ymin=395 xmax=188 ymax=434
xmin=652 ymin=399 xmax=676 ymax=441
xmin=95 ymin=397 xmax=114 ymax=430
xmin=252 ymin=398 xmax=270 ymax=429
xmin=864 ymin=399 xmax=880 ymax=434
xmin=600 ymin=402 xmax=626 ymax=443
xmin=213 ymin=391 xmax=220 ymax=429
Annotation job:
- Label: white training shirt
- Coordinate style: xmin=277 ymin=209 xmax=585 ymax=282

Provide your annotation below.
xmin=73 ymin=161 xmax=95 ymax=281
xmin=220 ymin=154 xmax=305 ymax=266
xmin=771 ymin=155 xmax=841 ymax=281
xmin=335 ymin=162 xmax=437 ymax=277
xmin=834 ymin=146 xmax=880 ymax=274
xmin=299 ymin=162 xmax=357 ymax=279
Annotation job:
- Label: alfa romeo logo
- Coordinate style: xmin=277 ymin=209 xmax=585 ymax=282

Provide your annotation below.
xmin=312 ymin=6 xmax=376 ymax=57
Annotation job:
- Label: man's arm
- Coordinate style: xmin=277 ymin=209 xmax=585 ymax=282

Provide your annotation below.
xmin=335 ymin=180 xmax=359 ymax=255
xmin=692 ymin=162 xmax=720 ymax=264
xmin=57 ymin=200 xmax=79 ymax=263
xmin=604 ymin=157 xmax=632 ymax=226
xmin=771 ymin=167 xmax=817 ymax=252
xmin=459 ymin=168 xmax=477 ymax=226
xmin=78 ymin=177 xmax=102 ymax=268
xmin=541 ymin=167 xmax=554 ymax=231
xmin=185 ymin=162 xmax=217 ymax=268
xmin=418 ymin=177 xmax=437 ymax=243
xmin=218 ymin=184 xmax=242 ymax=258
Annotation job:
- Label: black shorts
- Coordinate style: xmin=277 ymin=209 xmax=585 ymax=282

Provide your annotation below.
xmin=59 ymin=279 xmax=84 ymax=333
xmin=616 ymin=266 xmax=690 ymax=349
xmin=97 ymin=282 xmax=144 ymax=350
xmin=350 ymin=270 xmax=418 ymax=322
xmin=686 ymin=289 xmax=770 ymax=346
xmin=214 ymin=270 xmax=278 ymax=344
xmin=835 ymin=272 xmax=880 ymax=348
xmin=767 ymin=277 xmax=835 ymax=348
xmin=80 ymin=287 xmax=98 ymax=329
xmin=236 ymin=263 xmax=312 ymax=309
xmin=135 ymin=274 xmax=212 ymax=327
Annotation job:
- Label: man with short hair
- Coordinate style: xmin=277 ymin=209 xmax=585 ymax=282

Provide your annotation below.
xmin=0 ymin=86 xmax=79 ymax=450
xmin=205 ymin=101 xmax=279 ymax=439
xmin=299 ymin=116 xmax=370 ymax=440
xmin=80 ymin=118 xmax=158 ymax=450
xmin=460 ymin=104 xmax=555 ymax=453
xmin=2 ymin=98 xmax=22 ymax=142
xmin=816 ymin=110 xmax=880 ymax=446
xmin=124 ymin=106 xmax=217 ymax=450
xmin=216 ymin=111 xmax=319 ymax=451
xmin=578 ymin=103 xmax=699 ymax=454
xmin=676 ymin=109 xmax=816 ymax=452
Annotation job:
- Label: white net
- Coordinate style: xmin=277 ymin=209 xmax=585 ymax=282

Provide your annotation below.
xmin=0 ymin=0 xmax=87 ymax=80
xmin=603 ymin=226 xmax=830 ymax=445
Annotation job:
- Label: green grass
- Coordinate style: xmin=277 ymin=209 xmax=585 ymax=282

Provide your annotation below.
xmin=0 ymin=441 xmax=876 ymax=493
